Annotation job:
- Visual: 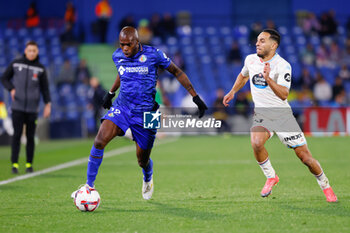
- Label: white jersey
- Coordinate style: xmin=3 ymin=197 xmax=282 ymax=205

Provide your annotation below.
xmin=241 ymin=53 xmax=292 ymax=112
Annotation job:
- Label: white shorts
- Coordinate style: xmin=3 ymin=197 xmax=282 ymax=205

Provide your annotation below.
xmin=251 ymin=112 xmax=307 ymax=148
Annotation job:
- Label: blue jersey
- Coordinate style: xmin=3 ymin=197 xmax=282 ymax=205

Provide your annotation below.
xmin=112 ymin=45 xmax=171 ymax=112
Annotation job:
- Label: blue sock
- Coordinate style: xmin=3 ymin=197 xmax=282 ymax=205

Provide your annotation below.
xmin=86 ymin=145 xmax=104 ymax=187
xmin=142 ymin=158 xmax=153 ymax=182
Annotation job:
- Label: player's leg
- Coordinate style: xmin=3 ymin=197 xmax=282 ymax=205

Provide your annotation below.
xmin=136 ymin=143 xmax=153 ymax=181
xmin=251 ymin=126 xmax=279 ymax=197
xmin=24 ymin=112 xmax=38 ymax=173
xmin=129 ymin=121 xmax=157 ymax=199
xmin=136 ymin=143 xmax=154 ymax=200
xmin=86 ymin=119 xmax=124 ymax=187
xmin=10 ymin=110 xmax=25 ymax=174
xmin=294 ymin=145 xmax=337 ymax=202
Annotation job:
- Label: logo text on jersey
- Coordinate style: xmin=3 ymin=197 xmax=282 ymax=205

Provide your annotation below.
xmin=252 ymin=73 xmax=268 ymax=89
xmin=118 ymin=66 xmax=149 ymax=75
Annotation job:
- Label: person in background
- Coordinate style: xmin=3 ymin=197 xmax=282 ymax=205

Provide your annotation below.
xmin=119 ymin=14 xmax=136 ymax=31
xmin=1 ymin=41 xmax=51 ymax=174
xmin=56 ymin=60 xmax=75 ymax=87
xmin=75 ymin=59 xmax=91 ymax=85
xmin=95 ymin=0 xmax=113 ymax=43
xmin=64 ymin=1 xmax=77 ymax=27
xmin=26 ymin=2 xmax=40 ymax=28
xmin=88 ymin=77 xmax=106 ymax=133
xmin=227 ymin=41 xmax=242 ymax=65
xmin=313 ymin=72 xmax=332 ymax=105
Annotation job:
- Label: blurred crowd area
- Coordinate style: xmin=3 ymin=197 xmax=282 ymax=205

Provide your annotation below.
xmin=0 ymin=1 xmax=350 ymax=136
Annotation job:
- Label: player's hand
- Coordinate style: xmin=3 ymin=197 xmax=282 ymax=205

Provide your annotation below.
xmin=10 ymin=89 xmax=16 ymax=101
xmin=263 ymin=62 xmax=270 ymax=79
xmin=223 ymin=92 xmax=235 ymax=107
xmin=192 ymin=95 xmax=208 ymax=118
xmin=102 ymin=92 xmax=115 ymax=109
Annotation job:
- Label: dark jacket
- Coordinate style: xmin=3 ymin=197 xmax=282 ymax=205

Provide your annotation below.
xmin=1 ymin=55 xmax=51 ymax=113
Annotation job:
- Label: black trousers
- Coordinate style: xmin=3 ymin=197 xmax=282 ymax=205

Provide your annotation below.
xmin=11 ymin=110 xmax=38 ymax=164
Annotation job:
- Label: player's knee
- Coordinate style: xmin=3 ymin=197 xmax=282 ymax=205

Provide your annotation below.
xmin=137 ymin=159 xmax=148 ymax=169
xmin=93 ymin=138 xmax=106 ymax=149
xmin=251 ymin=138 xmax=265 ymax=152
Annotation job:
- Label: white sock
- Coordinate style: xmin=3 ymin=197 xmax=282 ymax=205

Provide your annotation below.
xmin=258 ymin=158 xmax=276 ymax=179
xmin=315 ymin=172 xmax=330 ymax=190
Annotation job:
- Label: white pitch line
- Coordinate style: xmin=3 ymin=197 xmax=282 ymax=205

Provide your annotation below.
xmin=0 ymin=138 xmax=177 ymax=186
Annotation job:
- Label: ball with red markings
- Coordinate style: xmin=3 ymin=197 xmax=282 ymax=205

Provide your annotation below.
xmin=74 ymin=186 xmax=100 ymax=212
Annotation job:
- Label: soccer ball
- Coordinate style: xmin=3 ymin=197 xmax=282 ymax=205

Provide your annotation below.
xmin=74 ymin=186 xmax=100 ymax=212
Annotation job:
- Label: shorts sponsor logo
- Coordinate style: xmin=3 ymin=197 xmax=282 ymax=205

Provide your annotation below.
xmin=252 ymin=73 xmax=268 ymax=89
xmin=284 ymin=133 xmax=302 ymax=142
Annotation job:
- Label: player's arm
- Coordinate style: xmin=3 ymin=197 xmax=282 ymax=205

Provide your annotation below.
xmin=109 ymin=74 xmax=121 ymax=93
xmin=166 ymin=62 xmax=196 ymax=96
xmin=263 ymin=63 xmax=289 ymax=101
xmin=1 ymin=61 xmax=15 ymax=100
xmin=102 ymin=74 xmax=120 ymax=109
xmin=166 ymin=62 xmax=208 ymax=118
xmin=223 ymin=73 xmax=249 ymax=107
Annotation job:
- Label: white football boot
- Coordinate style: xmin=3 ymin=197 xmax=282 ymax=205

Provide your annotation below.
xmin=142 ymin=177 xmax=154 ymax=200
xmin=71 ymin=184 xmax=93 ymax=199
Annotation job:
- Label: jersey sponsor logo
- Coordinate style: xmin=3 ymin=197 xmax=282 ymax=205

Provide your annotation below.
xmin=144 ymin=110 xmax=161 ymax=129
xmin=139 ymin=55 xmax=147 ymax=63
xmin=283 ymin=133 xmax=302 ymax=142
xmin=284 ymin=73 xmax=291 ymax=82
xmin=118 ymin=66 xmax=126 ymax=75
xmin=252 ymin=73 xmax=268 ymax=89
xmin=118 ymin=65 xmax=149 ymax=75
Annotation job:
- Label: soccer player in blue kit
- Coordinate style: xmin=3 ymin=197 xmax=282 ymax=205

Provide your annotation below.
xmin=72 ymin=26 xmax=207 ymax=200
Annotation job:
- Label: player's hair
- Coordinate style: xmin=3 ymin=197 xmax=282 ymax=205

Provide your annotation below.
xmin=262 ymin=29 xmax=280 ymax=47
xmin=25 ymin=40 xmax=38 ymax=48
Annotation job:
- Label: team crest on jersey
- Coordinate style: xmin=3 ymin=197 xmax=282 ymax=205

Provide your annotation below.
xmin=32 ymin=71 xmax=38 ymax=81
xmin=139 ymin=55 xmax=147 ymax=63
xmin=252 ymin=73 xmax=268 ymax=89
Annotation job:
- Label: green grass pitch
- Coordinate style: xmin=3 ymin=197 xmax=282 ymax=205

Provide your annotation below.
xmin=0 ymin=135 xmax=349 ymax=233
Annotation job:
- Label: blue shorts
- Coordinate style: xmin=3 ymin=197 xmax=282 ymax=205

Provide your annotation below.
xmin=101 ymin=105 xmax=157 ymax=150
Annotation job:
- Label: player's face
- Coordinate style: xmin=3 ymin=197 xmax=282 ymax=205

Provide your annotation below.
xmin=25 ymin=45 xmax=39 ymax=61
xmin=256 ymin=32 xmax=274 ymax=58
xmin=119 ymin=36 xmax=139 ymax=57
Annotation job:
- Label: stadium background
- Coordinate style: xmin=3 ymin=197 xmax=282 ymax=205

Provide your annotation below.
xmin=0 ymin=0 xmax=349 ymax=139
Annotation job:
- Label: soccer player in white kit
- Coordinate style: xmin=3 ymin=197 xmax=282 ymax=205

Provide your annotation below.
xmin=223 ymin=29 xmax=337 ymax=202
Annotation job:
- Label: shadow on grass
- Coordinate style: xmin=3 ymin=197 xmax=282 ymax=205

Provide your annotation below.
xmin=149 ymin=201 xmax=227 ymax=220
xmin=279 ymin=201 xmax=350 ymax=217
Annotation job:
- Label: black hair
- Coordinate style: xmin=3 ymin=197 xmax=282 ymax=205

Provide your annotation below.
xmin=25 ymin=40 xmax=38 ymax=47
xmin=262 ymin=28 xmax=280 ymax=47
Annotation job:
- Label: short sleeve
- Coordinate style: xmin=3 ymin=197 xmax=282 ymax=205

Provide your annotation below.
xmin=276 ymin=62 xmax=292 ymax=89
xmin=240 ymin=56 xmax=249 ymax=77
xmin=155 ymin=49 xmax=171 ymax=69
